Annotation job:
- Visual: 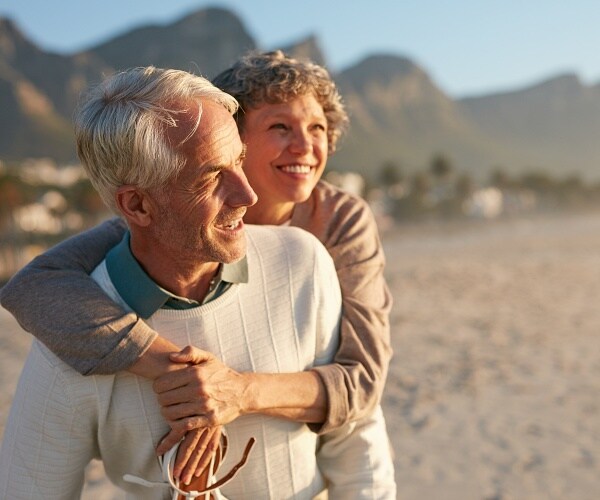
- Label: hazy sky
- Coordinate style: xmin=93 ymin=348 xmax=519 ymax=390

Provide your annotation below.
xmin=1 ymin=0 xmax=597 ymax=97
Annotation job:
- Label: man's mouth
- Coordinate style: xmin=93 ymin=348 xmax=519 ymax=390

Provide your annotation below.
xmin=216 ymin=218 xmax=243 ymax=231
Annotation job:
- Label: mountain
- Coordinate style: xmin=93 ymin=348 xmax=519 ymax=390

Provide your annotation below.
xmin=87 ymin=7 xmax=256 ymax=78
xmin=279 ymin=35 xmax=327 ymax=68
xmin=0 ymin=18 xmax=111 ymax=161
xmin=459 ymin=74 xmax=600 ymax=177
xmin=330 ymin=55 xmax=600 ymax=180
xmin=0 ymin=18 xmax=109 ymax=116
xmin=0 ymin=8 xmax=599 ymax=181
xmin=330 ymin=54 xmax=491 ymax=175
xmin=0 ymin=8 xmax=255 ymax=164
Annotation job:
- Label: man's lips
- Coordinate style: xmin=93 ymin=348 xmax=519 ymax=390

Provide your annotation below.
xmin=215 ymin=218 xmax=243 ymax=230
xmin=215 ymin=210 xmax=246 ymax=231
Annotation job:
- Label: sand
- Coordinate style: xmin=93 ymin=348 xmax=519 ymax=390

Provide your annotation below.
xmin=2 ymin=210 xmax=600 ymax=499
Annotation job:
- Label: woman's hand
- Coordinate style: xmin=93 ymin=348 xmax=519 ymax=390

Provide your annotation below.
xmin=154 ymin=346 xmax=250 ymax=433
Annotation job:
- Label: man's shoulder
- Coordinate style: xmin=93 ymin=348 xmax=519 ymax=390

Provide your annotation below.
xmin=90 ymin=260 xmax=132 ymax=313
xmin=246 ymin=223 xmax=322 ymax=247
xmin=245 ymin=224 xmax=332 ymax=268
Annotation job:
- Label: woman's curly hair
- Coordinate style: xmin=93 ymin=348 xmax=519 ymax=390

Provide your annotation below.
xmin=212 ymin=50 xmax=349 ymax=154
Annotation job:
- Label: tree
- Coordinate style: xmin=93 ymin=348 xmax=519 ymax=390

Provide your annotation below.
xmin=455 ymin=173 xmax=476 ymax=201
xmin=0 ymin=177 xmax=24 ymax=216
xmin=489 ymin=168 xmax=513 ymax=190
xmin=430 ymin=153 xmax=454 ymax=180
xmin=379 ymin=160 xmax=404 ymax=187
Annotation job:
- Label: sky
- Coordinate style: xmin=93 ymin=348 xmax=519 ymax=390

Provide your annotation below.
xmin=1 ymin=0 xmax=598 ymax=97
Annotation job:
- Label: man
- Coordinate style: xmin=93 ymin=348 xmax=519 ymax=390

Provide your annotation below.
xmin=0 ymin=67 xmax=344 ymax=498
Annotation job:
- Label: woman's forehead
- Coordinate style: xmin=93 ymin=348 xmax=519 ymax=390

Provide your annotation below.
xmin=250 ymin=94 xmax=324 ymax=116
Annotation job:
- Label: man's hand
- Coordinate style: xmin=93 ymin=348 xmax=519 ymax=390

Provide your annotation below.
xmin=152 ymin=344 xmax=327 ymax=482
xmin=154 ymin=346 xmax=250 ymax=434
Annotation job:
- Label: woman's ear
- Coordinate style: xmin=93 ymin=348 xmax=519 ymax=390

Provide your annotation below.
xmin=115 ymin=186 xmax=153 ymax=227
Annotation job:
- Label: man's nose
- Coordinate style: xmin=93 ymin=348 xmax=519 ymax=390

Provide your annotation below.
xmin=229 ymin=168 xmax=258 ymax=208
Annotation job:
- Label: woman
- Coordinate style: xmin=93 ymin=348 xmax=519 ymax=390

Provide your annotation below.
xmin=1 ymin=51 xmax=393 ymax=492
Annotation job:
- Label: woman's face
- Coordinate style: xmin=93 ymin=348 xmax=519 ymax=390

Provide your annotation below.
xmin=240 ymin=93 xmax=329 ymax=220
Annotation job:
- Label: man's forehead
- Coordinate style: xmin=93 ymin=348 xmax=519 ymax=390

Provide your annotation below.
xmin=172 ymin=100 xmax=242 ymax=169
xmin=167 ymin=98 xmax=232 ymax=140
xmin=164 ymin=98 xmax=203 ymax=146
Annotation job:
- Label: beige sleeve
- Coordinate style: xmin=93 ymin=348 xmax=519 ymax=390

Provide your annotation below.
xmin=0 ymin=217 xmax=158 ymax=375
xmin=296 ymin=184 xmax=393 ymax=432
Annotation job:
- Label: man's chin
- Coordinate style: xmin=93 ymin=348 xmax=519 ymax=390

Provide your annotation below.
xmin=224 ymin=251 xmax=247 ymax=264
xmin=218 ymin=241 xmax=247 ymax=264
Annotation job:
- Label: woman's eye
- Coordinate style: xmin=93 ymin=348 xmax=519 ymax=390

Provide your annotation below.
xmin=270 ymin=123 xmax=287 ymax=130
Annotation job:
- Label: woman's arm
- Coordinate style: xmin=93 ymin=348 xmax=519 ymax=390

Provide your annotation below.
xmin=0 ymin=217 xmax=228 ymax=482
xmin=155 ymin=191 xmax=392 ymax=435
xmin=153 ymin=230 xmax=341 ymax=439
xmin=0 ymin=217 xmax=157 ymax=375
xmin=292 ymin=182 xmax=393 ymax=433
xmin=1 ymin=187 xmax=392 ymax=435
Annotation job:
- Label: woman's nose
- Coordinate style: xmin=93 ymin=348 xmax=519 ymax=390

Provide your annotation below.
xmin=288 ymin=129 xmax=312 ymax=155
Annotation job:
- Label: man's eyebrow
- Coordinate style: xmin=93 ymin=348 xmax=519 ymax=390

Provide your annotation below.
xmin=201 ymin=147 xmax=247 ymax=174
xmin=204 ymin=165 xmax=222 ymax=173
xmin=202 ymin=144 xmax=248 ymax=175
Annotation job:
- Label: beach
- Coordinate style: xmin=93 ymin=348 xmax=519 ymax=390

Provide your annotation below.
xmin=2 ymin=210 xmax=599 ymax=499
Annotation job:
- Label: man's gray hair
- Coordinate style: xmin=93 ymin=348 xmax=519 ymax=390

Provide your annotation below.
xmin=75 ymin=66 xmax=238 ymax=213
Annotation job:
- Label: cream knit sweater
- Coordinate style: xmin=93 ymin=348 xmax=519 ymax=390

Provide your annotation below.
xmin=0 ymin=225 xmax=341 ymax=499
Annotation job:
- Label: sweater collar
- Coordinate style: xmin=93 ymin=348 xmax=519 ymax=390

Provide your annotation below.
xmin=105 ymin=232 xmax=248 ymax=318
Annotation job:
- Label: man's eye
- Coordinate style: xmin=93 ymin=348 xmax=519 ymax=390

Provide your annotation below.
xmin=206 ymin=171 xmax=221 ymax=183
xmin=270 ymin=123 xmax=287 ymax=130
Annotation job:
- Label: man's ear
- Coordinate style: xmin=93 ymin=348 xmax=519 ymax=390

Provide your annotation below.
xmin=115 ymin=186 xmax=154 ymax=227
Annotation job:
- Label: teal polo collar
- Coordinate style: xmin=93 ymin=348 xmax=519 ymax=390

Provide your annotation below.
xmin=105 ymin=232 xmax=248 ymax=318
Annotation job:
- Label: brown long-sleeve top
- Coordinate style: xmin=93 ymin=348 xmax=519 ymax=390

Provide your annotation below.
xmin=0 ymin=180 xmax=392 ymax=432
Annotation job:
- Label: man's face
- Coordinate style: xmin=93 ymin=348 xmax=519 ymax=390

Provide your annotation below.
xmin=151 ymin=100 xmax=257 ymax=265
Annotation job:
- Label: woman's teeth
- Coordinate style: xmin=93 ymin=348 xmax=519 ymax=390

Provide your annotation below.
xmin=280 ymin=165 xmax=311 ymax=174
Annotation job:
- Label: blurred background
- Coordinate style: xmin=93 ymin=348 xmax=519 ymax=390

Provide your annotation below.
xmin=1 ymin=1 xmax=599 ymax=498
xmin=1 ymin=0 xmax=600 ymax=279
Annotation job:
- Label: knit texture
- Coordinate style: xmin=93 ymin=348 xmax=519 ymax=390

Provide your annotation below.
xmin=0 ymin=226 xmax=341 ymax=499
xmin=0 ymin=180 xmax=393 ymax=431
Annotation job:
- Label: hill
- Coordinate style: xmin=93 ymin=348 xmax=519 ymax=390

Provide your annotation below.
xmin=0 ymin=8 xmax=599 ymax=180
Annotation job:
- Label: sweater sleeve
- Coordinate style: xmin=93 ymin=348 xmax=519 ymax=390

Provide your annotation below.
xmin=0 ymin=217 xmax=158 ymax=375
xmin=294 ymin=183 xmax=393 ymax=433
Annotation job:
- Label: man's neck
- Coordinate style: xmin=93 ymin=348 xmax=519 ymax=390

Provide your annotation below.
xmin=130 ymin=236 xmax=220 ymax=304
